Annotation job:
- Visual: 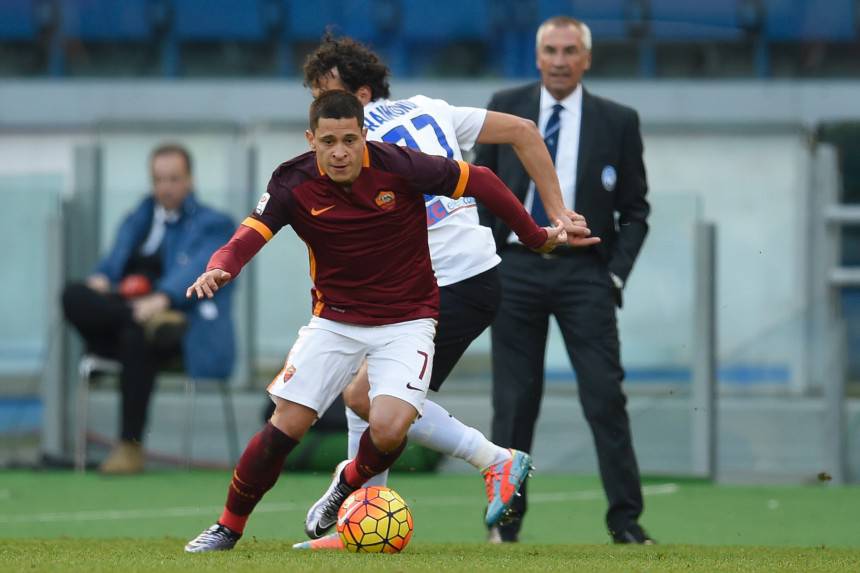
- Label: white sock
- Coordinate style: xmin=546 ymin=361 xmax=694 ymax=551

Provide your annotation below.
xmin=346 ymin=406 xmax=388 ymax=487
xmin=408 ymin=400 xmax=510 ymax=470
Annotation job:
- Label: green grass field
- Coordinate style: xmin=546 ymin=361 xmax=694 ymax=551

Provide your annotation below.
xmin=1 ymin=470 xmax=858 ymax=571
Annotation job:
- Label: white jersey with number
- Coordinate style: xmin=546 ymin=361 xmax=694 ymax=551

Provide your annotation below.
xmin=364 ymin=95 xmax=499 ymax=287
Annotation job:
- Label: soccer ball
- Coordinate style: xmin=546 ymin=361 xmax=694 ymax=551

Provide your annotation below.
xmin=336 ymin=486 xmax=413 ymax=553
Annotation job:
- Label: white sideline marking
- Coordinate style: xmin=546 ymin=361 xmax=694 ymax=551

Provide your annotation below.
xmin=0 ymin=484 xmax=678 ymax=525
xmin=0 ymin=502 xmax=298 ymax=524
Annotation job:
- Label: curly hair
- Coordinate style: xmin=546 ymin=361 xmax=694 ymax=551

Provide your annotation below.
xmin=303 ymin=34 xmax=391 ymax=101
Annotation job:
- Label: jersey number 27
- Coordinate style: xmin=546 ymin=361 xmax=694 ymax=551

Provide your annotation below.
xmin=381 ymin=114 xmax=455 ymax=159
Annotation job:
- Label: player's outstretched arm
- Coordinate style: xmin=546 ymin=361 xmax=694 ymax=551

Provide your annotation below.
xmin=185 ymin=224 xmax=269 ymax=299
xmin=477 ymin=111 xmax=599 ymax=247
xmin=186 ymin=269 xmax=232 ymax=299
xmin=462 ymin=164 xmax=564 ymax=253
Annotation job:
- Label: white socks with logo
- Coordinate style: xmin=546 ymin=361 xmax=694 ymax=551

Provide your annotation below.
xmin=346 ymin=399 xmax=510 ymax=485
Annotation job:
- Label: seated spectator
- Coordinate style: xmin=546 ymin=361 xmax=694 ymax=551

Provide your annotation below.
xmin=62 ymin=143 xmax=236 ymax=474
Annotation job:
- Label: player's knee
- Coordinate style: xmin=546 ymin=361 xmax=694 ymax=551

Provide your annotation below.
xmin=269 ymin=397 xmax=315 ymax=441
xmin=368 ymin=424 xmax=407 ymax=453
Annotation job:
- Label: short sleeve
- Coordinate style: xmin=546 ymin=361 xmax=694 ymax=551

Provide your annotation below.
xmin=245 ymin=176 xmax=292 ymax=240
xmin=399 ymin=145 xmax=471 ymax=200
xmin=448 ymin=105 xmax=487 ymax=152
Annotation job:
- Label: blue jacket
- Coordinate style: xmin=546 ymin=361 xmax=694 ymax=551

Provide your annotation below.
xmin=95 ymin=194 xmax=236 ymax=379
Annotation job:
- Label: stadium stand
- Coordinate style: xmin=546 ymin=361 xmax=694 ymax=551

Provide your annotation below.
xmin=764 ymin=0 xmax=857 ymax=41
xmin=60 ymin=0 xmax=154 ymax=41
xmin=538 ymin=0 xmax=633 ymax=39
xmin=0 ymin=0 xmax=41 ymax=41
xmin=400 ymin=0 xmax=491 ymax=75
xmin=650 ymin=0 xmax=743 ymax=40
xmin=172 ymin=0 xmax=272 ymax=40
xmin=0 ymin=1 xmax=857 ymax=78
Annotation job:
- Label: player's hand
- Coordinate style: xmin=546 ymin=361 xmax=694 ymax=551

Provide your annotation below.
xmin=534 ymin=219 xmax=568 ymax=254
xmin=561 ymin=209 xmax=601 ymax=248
xmin=186 ymin=269 xmax=232 ymax=299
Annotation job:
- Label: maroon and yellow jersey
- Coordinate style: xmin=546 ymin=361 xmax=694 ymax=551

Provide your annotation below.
xmin=245 ymin=141 xmax=471 ymax=326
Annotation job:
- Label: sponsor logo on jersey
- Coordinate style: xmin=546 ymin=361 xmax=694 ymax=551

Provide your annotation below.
xmin=425 ymin=196 xmax=477 ymax=227
xmin=375 ymin=190 xmax=396 ymax=210
xmin=254 ymin=192 xmax=270 ymax=215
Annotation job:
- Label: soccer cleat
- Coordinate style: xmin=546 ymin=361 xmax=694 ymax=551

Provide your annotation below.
xmin=305 ymin=460 xmax=357 ymax=539
xmin=292 ymin=532 xmax=344 ymax=550
xmin=482 ymin=449 xmax=533 ymax=527
xmin=184 ymin=523 xmax=241 ymax=553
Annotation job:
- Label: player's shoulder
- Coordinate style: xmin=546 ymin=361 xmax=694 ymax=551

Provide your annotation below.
xmin=268 ymin=150 xmax=317 ymax=194
xmin=406 ymin=94 xmax=445 ymax=108
xmin=366 ymin=140 xmax=444 ymax=172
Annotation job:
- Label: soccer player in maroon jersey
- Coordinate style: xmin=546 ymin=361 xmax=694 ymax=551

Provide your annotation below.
xmin=182 ymin=90 xmax=570 ymax=553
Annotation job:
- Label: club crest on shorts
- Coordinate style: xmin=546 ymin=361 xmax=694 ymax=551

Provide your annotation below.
xmin=254 ymin=192 xmax=271 ymax=215
xmin=375 ymin=190 xmax=396 ymax=210
xmin=283 ymin=364 xmax=296 ymax=382
xmin=601 ymin=166 xmax=617 ymax=192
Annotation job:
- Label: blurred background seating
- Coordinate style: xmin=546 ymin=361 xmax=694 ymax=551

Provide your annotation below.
xmin=0 ymin=0 xmax=855 ymax=78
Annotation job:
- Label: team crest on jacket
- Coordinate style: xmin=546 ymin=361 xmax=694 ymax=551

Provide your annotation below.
xmin=375 ymin=190 xmax=396 ymax=210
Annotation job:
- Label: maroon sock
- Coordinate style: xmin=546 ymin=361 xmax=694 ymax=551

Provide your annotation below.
xmin=219 ymin=422 xmax=297 ymax=533
xmin=342 ymin=429 xmax=407 ymax=488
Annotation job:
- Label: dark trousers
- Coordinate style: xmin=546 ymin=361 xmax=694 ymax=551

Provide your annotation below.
xmin=490 ymin=248 xmax=643 ymax=534
xmin=62 ymin=283 xmax=182 ymax=443
xmin=430 ymin=267 xmax=501 ymax=391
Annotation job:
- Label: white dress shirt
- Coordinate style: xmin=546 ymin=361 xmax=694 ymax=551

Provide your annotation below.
xmin=509 ymin=83 xmax=583 ymax=244
xmin=139 ymin=204 xmax=180 ymax=256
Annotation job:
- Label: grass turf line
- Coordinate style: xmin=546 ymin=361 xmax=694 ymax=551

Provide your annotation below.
xmin=2 ymin=539 xmax=859 ymax=573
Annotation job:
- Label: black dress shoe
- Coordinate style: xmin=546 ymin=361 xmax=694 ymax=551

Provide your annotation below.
xmin=610 ymin=523 xmax=655 ymax=545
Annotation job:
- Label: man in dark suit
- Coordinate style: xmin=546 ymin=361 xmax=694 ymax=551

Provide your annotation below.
xmin=475 ymin=15 xmax=651 ymax=544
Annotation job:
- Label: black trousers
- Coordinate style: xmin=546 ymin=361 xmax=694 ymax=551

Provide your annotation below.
xmin=62 ymin=283 xmax=182 ymax=443
xmin=490 ymin=247 xmax=643 ymax=534
xmin=430 ymin=267 xmax=501 ymax=391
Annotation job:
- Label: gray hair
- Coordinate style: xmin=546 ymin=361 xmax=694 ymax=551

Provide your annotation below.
xmin=536 ymin=16 xmax=592 ymax=52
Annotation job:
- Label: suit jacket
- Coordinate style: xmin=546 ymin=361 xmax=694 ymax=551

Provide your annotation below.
xmin=475 ymin=82 xmax=650 ymax=284
xmin=95 ymin=194 xmax=236 ymax=379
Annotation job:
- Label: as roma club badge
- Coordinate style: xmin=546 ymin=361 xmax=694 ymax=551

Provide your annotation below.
xmin=375 ymin=190 xmax=396 ymax=211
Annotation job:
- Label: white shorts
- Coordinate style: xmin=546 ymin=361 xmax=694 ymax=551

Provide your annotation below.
xmin=267 ymin=316 xmax=436 ymax=417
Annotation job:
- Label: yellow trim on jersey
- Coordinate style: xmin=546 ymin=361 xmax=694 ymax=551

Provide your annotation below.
xmin=241 ymin=217 xmax=273 ymax=241
xmin=307 ymin=243 xmax=325 ymax=316
xmin=452 ymin=160 xmax=470 ymax=199
xmin=313 ymin=299 xmax=325 ymax=316
xmin=307 ymin=244 xmax=317 ymax=281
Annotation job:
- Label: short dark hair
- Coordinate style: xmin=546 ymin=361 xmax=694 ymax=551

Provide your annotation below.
xmin=303 ymin=34 xmax=391 ymax=101
xmin=309 ymin=90 xmax=365 ymax=131
xmin=150 ymin=143 xmax=193 ymax=175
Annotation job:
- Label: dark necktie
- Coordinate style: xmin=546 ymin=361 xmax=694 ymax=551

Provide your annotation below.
xmin=530 ymin=102 xmax=563 ymax=227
